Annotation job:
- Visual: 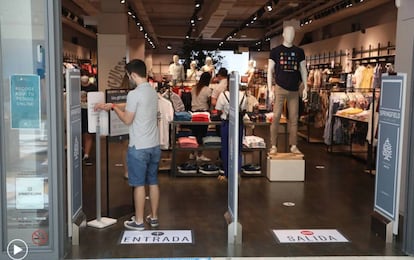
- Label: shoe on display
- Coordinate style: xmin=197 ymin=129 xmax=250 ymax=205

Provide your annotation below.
xmin=83 ymin=156 xmax=93 ymax=166
xmin=196 ymin=154 xmax=211 ymax=162
xmin=268 ymin=146 xmax=277 ymax=154
xmin=177 ymin=162 xmax=198 ymax=174
xmin=199 ymin=163 xmax=219 ymax=175
xmin=124 ymin=220 xmax=144 ymax=231
xmin=242 ymin=164 xmax=261 ymax=174
xmin=290 ymin=145 xmax=302 ymax=154
xmin=146 ymin=215 xmax=159 ymax=228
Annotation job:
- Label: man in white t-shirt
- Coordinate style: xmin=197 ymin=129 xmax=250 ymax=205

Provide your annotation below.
xmin=95 ymin=59 xmax=161 ymax=231
xmin=211 ymin=67 xmax=228 ymax=108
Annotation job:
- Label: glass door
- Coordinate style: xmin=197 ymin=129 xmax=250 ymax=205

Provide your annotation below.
xmin=0 ymin=0 xmax=65 ymax=259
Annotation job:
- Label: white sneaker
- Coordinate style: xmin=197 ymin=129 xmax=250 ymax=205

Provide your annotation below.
xmin=290 ymin=145 xmax=302 ymax=154
xmin=196 ymin=154 xmax=211 ymax=162
xmin=189 ymin=153 xmax=196 ymax=160
xmin=269 ymin=146 xmax=277 ymax=154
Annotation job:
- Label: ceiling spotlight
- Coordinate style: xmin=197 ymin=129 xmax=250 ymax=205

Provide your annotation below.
xmin=195 ymin=0 xmax=203 ymax=8
xmin=120 ymin=0 xmax=125 ymax=3
xmin=166 ymin=44 xmax=172 ymax=50
xmin=266 ymin=1 xmax=272 ymax=12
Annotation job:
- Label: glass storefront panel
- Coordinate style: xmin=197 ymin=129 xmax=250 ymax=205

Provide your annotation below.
xmin=0 ymin=0 xmax=53 ymax=253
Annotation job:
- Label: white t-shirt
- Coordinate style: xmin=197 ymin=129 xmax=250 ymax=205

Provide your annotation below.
xmin=215 ymin=90 xmax=247 ymax=120
xmin=126 ymin=82 xmax=160 ymax=149
xmin=211 ymin=78 xmax=228 ymax=99
xmin=191 ymin=86 xmax=212 ymax=111
xmin=158 ymin=96 xmax=174 ymax=150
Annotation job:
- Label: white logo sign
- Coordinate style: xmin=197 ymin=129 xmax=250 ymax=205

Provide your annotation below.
xmin=382 ymin=137 xmax=393 ymax=162
xmin=121 ymin=230 xmax=193 ymax=244
xmin=273 ymin=229 xmax=349 ymax=243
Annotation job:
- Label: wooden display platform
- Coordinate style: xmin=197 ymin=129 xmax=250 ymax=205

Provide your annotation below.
xmin=266 ymin=152 xmax=305 ymax=182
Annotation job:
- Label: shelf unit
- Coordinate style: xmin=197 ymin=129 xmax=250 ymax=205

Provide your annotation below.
xmin=170 ymin=121 xmax=271 ymax=177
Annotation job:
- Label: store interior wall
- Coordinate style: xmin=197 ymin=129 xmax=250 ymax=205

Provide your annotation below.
xmin=308 ymin=1 xmax=397 ymax=43
xmin=302 ymin=21 xmax=396 ymax=71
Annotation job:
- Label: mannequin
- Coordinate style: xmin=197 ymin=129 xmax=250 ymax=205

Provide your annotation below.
xmin=246 ymin=59 xmax=256 ymax=87
xmin=267 ymin=25 xmax=308 ymax=154
xmin=201 ymin=56 xmax=215 ymax=78
xmin=169 ymin=54 xmax=185 ymax=85
xmin=186 ymin=60 xmax=198 ymax=81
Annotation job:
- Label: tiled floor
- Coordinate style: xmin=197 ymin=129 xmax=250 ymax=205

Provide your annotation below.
xmin=67 ymin=138 xmax=409 ymax=259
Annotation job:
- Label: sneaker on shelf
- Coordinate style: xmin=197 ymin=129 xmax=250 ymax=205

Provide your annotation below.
xmin=219 ymin=167 xmax=225 ymax=175
xmin=189 ymin=153 xmax=196 ymax=160
xmin=290 ymin=145 xmax=302 ymax=154
xmin=199 ymin=163 xmax=219 ymax=175
xmin=268 ymin=146 xmax=277 ymax=155
xmin=146 ymin=215 xmax=159 ymax=228
xmin=177 ymin=162 xmax=198 ymax=174
xmin=83 ymin=156 xmax=93 ymax=166
xmin=242 ymin=164 xmax=261 ymax=175
xmin=124 ymin=220 xmax=144 ymax=231
xmin=196 ymin=154 xmax=211 ymax=162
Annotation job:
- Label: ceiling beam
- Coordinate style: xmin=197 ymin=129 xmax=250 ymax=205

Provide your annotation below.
xmin=130 ymin=1 xmax=159 ymax=45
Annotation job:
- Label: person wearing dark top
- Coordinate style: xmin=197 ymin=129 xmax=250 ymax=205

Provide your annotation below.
xmin=267 ymin=25 xmax=308 ymax=155
xmin=80 ymin=71 xmax=98 ymax=165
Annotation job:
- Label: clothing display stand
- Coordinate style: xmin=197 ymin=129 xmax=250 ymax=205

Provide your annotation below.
xmin=266 ymin=153 xmax=305 ymax=181
xmin=87 ymin=114 xmax=117 ymax=228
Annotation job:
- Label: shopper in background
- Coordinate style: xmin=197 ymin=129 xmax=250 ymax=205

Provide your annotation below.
xmin=210 ymin=67 xmax=228 ymax=108
xmin=267 ymin=25 xmax=308 ymax=155
xmin=95 ymin=59 xmax=161 ymax=231
xmin=189 ymin=71 xmax=212 ymax=161
xmin=80 ymin=70 xmax=98 ymax=166
xmin=215 ymin=76 xmax=247 ymax=181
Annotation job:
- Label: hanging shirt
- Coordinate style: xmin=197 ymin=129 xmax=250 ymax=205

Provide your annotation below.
xmin=269 ymin=44 xmax=305 ymax=91
xmin=158 ymin=95 xmax=174 ymax=150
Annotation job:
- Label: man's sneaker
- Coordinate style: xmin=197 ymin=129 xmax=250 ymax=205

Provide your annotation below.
xmin=146 ymin=215 xmax=159 ymax=228
xmin=124 ymin=220 xmax=144 ymax=231
xmin=196 ymin=154 xmax=211 ymax=162
xmin=290 ymin=145 xmax=302 ymax=154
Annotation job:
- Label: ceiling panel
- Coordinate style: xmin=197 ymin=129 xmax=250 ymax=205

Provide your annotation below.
xmin=63 ymin=0 xmax=394 ymax=53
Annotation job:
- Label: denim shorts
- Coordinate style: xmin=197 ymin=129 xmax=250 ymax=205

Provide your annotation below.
xmin=127 ymin=145 xmax=161 ymax=187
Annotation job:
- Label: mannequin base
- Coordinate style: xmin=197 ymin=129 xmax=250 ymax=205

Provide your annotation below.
xmin=267 ymin=153 xmax=305 ymax=181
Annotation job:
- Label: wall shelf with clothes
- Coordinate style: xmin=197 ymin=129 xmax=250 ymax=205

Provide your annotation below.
xmin=323 ymin=87 xmax=379 ymax=173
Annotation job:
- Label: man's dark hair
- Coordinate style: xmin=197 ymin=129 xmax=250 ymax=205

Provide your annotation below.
xmin=125 ymin=59 xmax=147 ymax=78
xmin=217 ymin=67 xmax=228 ymax=77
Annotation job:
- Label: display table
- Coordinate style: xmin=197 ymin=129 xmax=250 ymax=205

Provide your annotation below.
xmin=266 ymin=153 xmax=305 ymax=181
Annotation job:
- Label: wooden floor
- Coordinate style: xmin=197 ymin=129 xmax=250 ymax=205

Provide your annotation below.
xmin=67 ymin=138 xmax=407 ymax=259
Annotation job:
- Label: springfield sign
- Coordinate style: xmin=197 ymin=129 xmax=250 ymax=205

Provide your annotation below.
xmin=121 ymin=230 xmax=193 ymax=244
xmin=375 ymin=74 xmax=406 ymax=223
xmin=273 ymin=229 xmax=349 ymax=243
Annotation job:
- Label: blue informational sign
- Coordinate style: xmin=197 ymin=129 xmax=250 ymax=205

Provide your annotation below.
xmin=10 ymin=74 xmax=41 ymax=129
xmin=375 ymin=74 xmax=406 ymax=222
xmin=66 ymin=69 xmax=83 ymax=221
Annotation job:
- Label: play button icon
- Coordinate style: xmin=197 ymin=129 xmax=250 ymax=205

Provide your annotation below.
xmin=13 ymin=245 xmax=23 ymax=255
xmin=7 ymin=239 xmax=28 ymax=260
